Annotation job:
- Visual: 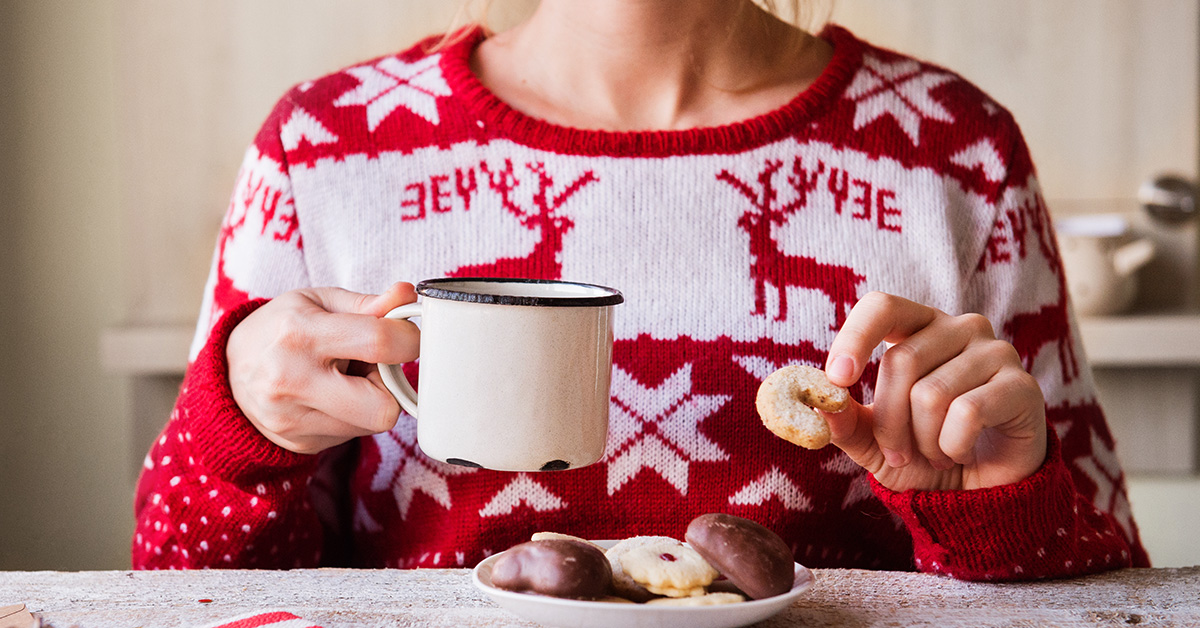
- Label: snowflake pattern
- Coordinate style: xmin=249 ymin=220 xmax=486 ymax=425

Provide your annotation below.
xmin=479 ymin=475 xmax=567 ymax=517
xmin=604 ymin=364 xmax=732 ymax=496
xmin=364 ymin=424 xmax=474 ymax=522
xmin=334 ymin=54 xmax=451 ymax=130
xmin=950 ymin=138 xmax=1006 ymax=183
xmin=728 ymin=467 xmax=813 ymax=511
xmin=845 ymin=54 xmax=956 ymax=145
xmin=280 ymin=107 xmax=338 ymax=151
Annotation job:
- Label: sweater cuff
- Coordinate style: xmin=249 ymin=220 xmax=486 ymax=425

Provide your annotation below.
xmin=870 ymin=430 xmax=1073 ymax=580
xmin=181 ymin=299 xmax=319 ymax=483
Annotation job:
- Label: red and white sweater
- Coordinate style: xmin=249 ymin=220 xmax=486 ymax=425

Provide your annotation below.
xmin=133 ymin=25 xmax=1150 ymax=579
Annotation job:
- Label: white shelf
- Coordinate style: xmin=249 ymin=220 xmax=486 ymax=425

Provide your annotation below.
xmin=101 ymin=324 xmax=193 ymax=375
xmin=1078 ymin=314 xmax=1200 ymax=367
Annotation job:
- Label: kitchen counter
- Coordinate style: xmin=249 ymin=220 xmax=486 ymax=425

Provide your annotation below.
xmin=2 ymin=566 xmax=1198 ymax=627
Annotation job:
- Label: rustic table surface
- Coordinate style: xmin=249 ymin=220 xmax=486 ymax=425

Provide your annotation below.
xmin=2 ymin=566 xmax=1198 ymax=628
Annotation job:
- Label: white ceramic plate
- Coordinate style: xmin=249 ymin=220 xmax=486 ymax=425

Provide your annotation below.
xmin=472 ymin=540 xmax=814 ymax=628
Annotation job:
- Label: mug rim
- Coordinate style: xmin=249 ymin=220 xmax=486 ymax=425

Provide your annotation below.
xmin=415 ymin=277 xmax=624 ymax=307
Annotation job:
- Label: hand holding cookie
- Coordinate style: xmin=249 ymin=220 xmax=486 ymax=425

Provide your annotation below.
xmin=755 ymin=365 xmax=849 ymax=449
xmin=820 ymin=291 xmax=1047 ymax=492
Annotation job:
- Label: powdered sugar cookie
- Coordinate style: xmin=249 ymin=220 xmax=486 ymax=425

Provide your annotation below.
xmin=605 ymin=536 xmax=675 ymax=602
xmin=616 ymin=538 xmax=719 ymax=598
xmin=645 ymin=592 xmax=745 ymax=606
xmin=755 ymin=364 xmax=849 ymax=449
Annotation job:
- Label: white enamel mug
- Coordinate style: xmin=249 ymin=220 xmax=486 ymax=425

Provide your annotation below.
xmin=378 ymin=278 xmax=623 ymax=472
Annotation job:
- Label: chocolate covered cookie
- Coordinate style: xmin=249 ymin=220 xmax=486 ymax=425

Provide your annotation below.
xmin=490 ymin=539 xmax=613 ymax=600
xmin=685 ymin=513 xmax=795 ymax=600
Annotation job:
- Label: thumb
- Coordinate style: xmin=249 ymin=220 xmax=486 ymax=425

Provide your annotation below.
xmin=822 ymin=400 xmax=885 ymax=472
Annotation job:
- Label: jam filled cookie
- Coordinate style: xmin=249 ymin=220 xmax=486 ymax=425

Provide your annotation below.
xmin=604 ymin=536 xmax=675 ymax=602
xmin=614 ymin=537 xmax=719 ymax=598
xmin=490 ymin=539 xmax=613 ymax=600
xmin=755 ymin=364 xmax=849 ymax=449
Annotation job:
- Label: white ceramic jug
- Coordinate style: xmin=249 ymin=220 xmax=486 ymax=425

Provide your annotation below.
xmin=1056 ymin=214 xmax=1156 ymax=316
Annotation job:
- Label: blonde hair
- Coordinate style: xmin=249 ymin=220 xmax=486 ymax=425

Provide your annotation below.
xmin=427 ymin=0 xmax=833 ymax=52
xmin=754 ymin=0 xmax=834 ymax=33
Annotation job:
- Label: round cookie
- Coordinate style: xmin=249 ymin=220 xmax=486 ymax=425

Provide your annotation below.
xmin=616 ymin=537 xmax=719 ymax=598
xmin=645 ymin=592 xmax=745 ymax=606
xmin=755 ymin=364 xmax=849 ymax=449
xmin=490 ymin=539 xmax=613 ymax=600
xmin=685 ymin=513 xmax=795 ymax=600
xmin=604 ymin=536 xmax=675 ymax=602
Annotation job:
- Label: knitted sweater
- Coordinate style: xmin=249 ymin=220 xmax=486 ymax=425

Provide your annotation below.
xmin=133 ymin=25 xmax=1150 ymax=580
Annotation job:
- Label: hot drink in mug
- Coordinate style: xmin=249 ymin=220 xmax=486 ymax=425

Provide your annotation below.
xmin=378 ymin=278 xmax=624 ymax=472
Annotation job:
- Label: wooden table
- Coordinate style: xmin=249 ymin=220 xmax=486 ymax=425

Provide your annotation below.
xmin=2 ymin=566 xmax=1198 ymax=627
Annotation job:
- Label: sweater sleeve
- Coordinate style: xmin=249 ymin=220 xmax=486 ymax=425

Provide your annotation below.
xmin=132 ymin=299 xmax=326 ymax=569
xmin=870 ymin=121 xmax=1150 ymax=581
xmin=133 ymin=92 xmax=326 ymax=569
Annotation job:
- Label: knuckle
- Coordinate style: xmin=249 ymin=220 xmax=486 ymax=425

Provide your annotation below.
xmin=859 ymin=290 xmax=895 ymax=313
xmin=985 ymin=339 xmax=1023 ymax=367
xmin=910 ymin=377 xmax=950 ymax=413
xmin=948 ymin=394 xmax=985 ymax=427
xmin=257 ymin=360 xmax=299 ymax=399
xmin=881 ymin=341 xmax=921 ymax=375
xmin=364 ymin=321 xmax=396 ymax=362
xmin=956 ymin=312 xmax=995 ymax=337
xmin=275 ymin=311 xmax=314 ymax=352
xmin=1009 ymin=369 xmax=1046 ymax=404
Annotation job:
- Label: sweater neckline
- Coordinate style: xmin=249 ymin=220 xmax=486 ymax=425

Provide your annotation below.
xmin=439 ymin=24 xmax=865 ymax=157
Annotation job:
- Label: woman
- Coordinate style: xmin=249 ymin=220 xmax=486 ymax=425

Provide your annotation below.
xmin=133 ymin=0 xmax=1148 ymax=579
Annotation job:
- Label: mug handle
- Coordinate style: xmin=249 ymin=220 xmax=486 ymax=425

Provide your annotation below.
xmin=378 ymin=303 xmax=422 ymax=419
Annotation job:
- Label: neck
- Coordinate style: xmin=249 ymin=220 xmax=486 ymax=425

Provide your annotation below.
xmin=472 ymin=0 xmax=831 ymax=131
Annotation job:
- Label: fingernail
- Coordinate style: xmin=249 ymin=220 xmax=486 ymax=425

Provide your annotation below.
xmin=827 ymin=355 xmax=855 ymax=383
xmin=881 ymin=447 xmax=908 ymax=467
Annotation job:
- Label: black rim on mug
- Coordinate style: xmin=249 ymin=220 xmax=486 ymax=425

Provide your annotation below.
xmin=415 ymin=277 xmax=624 ymax=308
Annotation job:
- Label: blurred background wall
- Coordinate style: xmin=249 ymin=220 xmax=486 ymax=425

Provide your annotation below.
xmin=1 ymin=0 xmax=129 ymax=569
xmin=1 ymin=0 xmax=1197 ymax=570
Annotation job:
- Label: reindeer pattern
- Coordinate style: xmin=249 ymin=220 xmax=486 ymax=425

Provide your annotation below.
xmin=377 ymin=150 xmax=944 ymax=343
xmin=987 ymin=194 xmax=1081 ymax=385
xmin=286 ymin=144 xmax=1075 ymax=383
xmin=717 ymin=157 xmax=867 ymax=330
xmin=448 ymin=159 xmax=598 ymax=280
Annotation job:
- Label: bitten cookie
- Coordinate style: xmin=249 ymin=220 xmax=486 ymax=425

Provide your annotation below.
xmin=755 ymin=364 xmax=849 ymax=449
xmin=615 ymin=537 xmax=719 ymax=598
xmin=685 ymin=513 xmax=796 ymax=600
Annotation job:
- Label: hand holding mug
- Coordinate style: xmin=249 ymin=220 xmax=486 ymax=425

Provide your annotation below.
xmin=226 ymin=282 xmax=420 ymax=455
xmin=822 ymin=292 xmax=1047 ymax=492
xmin=377 ymin=278 xmax=623 ymax=472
